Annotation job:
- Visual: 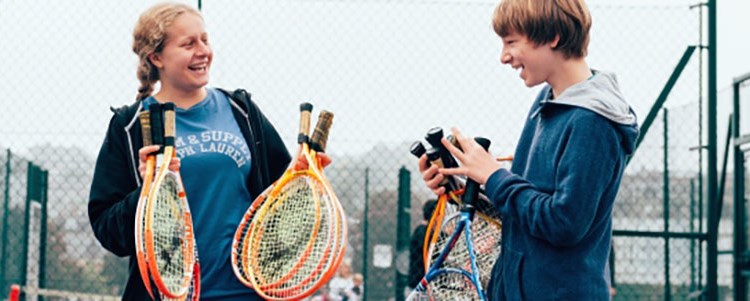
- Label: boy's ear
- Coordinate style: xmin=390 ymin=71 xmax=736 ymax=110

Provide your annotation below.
xmin=550 ymin=34 xmax=560 ymax=49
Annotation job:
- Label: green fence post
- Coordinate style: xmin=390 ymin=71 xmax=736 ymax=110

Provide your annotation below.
xmin=362 ymin=167 xmax=370 ymax=301
xmin=663 ymin=108 xmax=671 ymax=301
xmin=394 ymin=167 xmax=411 ymax=301
xmin=38 ymin=169 xmax=48 ymax=296
xmin=1 ymin=149 xmax=11 ymax=296
xmin=732 ymin=73 xmax=750 ymax=301
xmin=705 ymin=0 xmax=719 ymax=298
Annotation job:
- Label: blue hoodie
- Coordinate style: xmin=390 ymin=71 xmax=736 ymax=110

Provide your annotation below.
xmin=484 ymin=71 xmax=639 ymax=300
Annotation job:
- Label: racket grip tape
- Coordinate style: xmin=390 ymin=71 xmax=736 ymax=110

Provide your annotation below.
xmin=162 ymin=102 xmax=176 ymax=147
xmin=310 ymin=110 xmax=334 ymax=152
xmin=139 ymin=111 xmax=152 ymax=146
xmin=149 ymin=103 xmax=164 ymax=151
xmin=299 ymin=102 xmax=313 ymax=144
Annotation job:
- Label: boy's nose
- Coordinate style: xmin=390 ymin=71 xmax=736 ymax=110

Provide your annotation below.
xmin=500 ymin=52 xmax=511 ymax=64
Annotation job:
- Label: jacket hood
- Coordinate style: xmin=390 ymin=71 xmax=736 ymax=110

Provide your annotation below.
xmin=546 ymin=70 xmax=639 ymax=155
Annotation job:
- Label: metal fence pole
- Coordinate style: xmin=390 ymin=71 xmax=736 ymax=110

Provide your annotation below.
xmin=362 ymin=167 xmax=370 ymax=301
xmin=732 ymin=73 xmax=750 ymax=301
xmin=38 ymin=170 xmax=48 ymax=296
xmin=663 ymin=108 xmax=671 ymax=301
xmin=394 ymin=167 xmax=411 ymax=301
xmin=705 ymin=0 xmax=718 ymax=298
xmin=1 ymin=149 xmax=11 ymax=296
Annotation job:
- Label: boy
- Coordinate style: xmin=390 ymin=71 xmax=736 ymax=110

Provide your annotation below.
xmin=418 ymin=0 xmax=639 ymax=299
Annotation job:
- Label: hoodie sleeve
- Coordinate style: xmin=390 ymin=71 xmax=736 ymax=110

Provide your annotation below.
xmin=88 ymin=113 xmax=140 ymax=257
xmin=485 ymin=113 xmax=624 ymax=247
xmin=258 ymin=108 xmax=292 ymax=182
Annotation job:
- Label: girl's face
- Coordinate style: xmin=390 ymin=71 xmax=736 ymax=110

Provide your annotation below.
xmin=499 ymin=31 xmax=558 ymax=88
xmin=150 ymin=13 xmax=212 ymax=94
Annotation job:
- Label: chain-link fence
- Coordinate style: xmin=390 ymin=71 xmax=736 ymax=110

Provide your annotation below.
xmin=0 ymin=0 xmax=738 ymax=300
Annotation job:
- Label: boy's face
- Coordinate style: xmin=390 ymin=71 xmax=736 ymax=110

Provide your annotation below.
xmin=500 ymin=31 xmax=559 ymax=88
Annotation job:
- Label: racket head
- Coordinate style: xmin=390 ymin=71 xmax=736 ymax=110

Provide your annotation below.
xmin=231 ymin=181 xmax=279 ymax=286
xmin=145 ymin=172 xmax=194 ymax=298
xmin=244 ymin=170 xmax=336 ymax=299
xmin=425 ymin=212 xmax=500 ymax=299
xmin=144 ymin=103 xmax=194 ymax=299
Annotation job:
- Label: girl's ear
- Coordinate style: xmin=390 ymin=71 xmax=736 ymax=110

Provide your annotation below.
xmin=148 ymin=53 xmax=163 ymax=69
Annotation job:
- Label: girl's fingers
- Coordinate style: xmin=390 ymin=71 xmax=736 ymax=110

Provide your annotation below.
xmin=138 ymin=145 xmax=160 ymax=160
xmin=168 ymin=157 xmax=180 ymax=172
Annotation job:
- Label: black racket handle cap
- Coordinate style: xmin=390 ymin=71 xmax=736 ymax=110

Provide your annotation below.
xmin=425 ymin=147 xmax=441 ymax=162
xmin=300 ymin=102 xmax=313 ymax=112
xmin=474 ymin=137 xmax=491 ymax=150
xmin=424 ymin=127 xmax=444 ymax=148
xmin=162 ymin=102 xmax=176 ymax=111
xmin=409 ymin=141 xmax=426 ymax=158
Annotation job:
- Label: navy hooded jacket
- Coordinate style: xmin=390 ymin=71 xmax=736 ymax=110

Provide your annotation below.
xmin=485 ymin=71 xmax=639 ymax=300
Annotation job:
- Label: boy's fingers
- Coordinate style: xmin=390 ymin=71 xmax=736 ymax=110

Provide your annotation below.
xmin=433 ymin=187 xmax=445 ymax=195
xmin=439 ymin=167 xmax=466 ymax=176
xmin=441 ymin=137 xmax=465 ymax=162
xmin=418 ymin=155 xmax=429 ymax=171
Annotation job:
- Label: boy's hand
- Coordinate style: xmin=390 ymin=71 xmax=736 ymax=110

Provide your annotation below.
xmin=418 ymin=154 xmax=446 ymax=195
xmin=440 ymin=127 xmax=501 ymax=184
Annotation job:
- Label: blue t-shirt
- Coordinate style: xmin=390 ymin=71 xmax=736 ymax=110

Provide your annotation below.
xmin=145 ymin=88 xmax=260 ymax=300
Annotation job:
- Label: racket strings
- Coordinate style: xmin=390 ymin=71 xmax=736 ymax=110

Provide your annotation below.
xmin=150 ymin=177 xmax=191 ymax=295
xmin=243 ymin=175 xmax=339 ymax=299
xmin=425 ymin=213 xmax=501 ymax=299
xmin=264 ymin=186 xmax=337 ymax=296
xmin=247 ymin=177 xmax=320 ymax=282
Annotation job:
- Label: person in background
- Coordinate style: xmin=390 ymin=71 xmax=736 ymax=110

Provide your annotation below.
xmin=327 ymin=259 xmax=354 ymax=301
xmin=346 ymin=273 xmax=364 ymax=301
xmin=407 ymin=199 xmax=438 ymax=291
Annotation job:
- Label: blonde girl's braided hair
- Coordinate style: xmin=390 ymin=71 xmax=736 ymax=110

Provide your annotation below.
xmin=132 ymin=2 xmax=202 ymax=101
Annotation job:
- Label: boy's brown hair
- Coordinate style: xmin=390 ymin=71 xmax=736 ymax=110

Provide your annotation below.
xmin=492 ymin=0 xmax=592 ymax=59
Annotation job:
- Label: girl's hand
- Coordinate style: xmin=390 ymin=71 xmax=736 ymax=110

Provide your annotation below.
xmin=138 ymin=145 xmax=181 ymax=179
xmin=294 ymin=152 xmax=332 ymax=170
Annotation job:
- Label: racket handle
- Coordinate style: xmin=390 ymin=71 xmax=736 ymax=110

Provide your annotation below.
xmin=299 ymin=102 xmax=313 ymax=144
xmin=462 ymin=137 xmax=491 ymax=210
xmin=139 ymin=111 xmax=152 ymax=146
xmin=310 ymin=110 xmax=334 ymax=152
xmin=162 ymin=102 xmax=176 ymax=147
xmin=149 ymin=103 xmax=164 ymax=151
xmin=425 ymin=127 xmax=458 ymax=168
xmin=409 ymin=141 xmax=426 ymax=158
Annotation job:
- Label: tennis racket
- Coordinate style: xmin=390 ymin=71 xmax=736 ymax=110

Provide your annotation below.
xmin=407 ymin=138 xmax=495 ymax=301
xmin=233 ymin=104 xmax=342 ymax=300
xmin=411 ymin=128 xmax=503 ymax=269
xmin=143 ymin=102 xmax=196 ymax=299
xmin=135 ymin=105 xmax=157 ymax=299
